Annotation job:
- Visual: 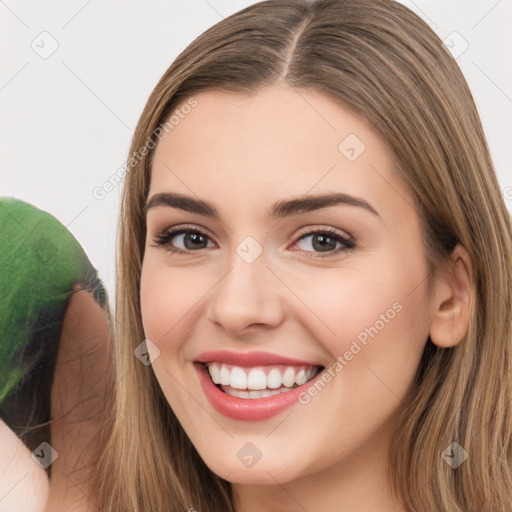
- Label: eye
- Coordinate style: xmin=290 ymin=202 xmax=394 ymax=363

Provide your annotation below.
xmin=150 ymin=225 xmax=356 ymax=257
xmin=290 ymin=227 xmax=356 ymax=258
xmin=151 ymin=225 xmax=215 ymax=255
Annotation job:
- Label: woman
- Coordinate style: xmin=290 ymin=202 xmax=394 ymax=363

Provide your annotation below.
xmin=93 ymin=0 xmax=512 ymax=510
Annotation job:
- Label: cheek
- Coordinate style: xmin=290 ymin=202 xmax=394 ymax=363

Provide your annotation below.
xmin=289 ymin=254 xmax=429 ymax=366
xmin=289 ymin=266 xmax=399 ymax=341
xmin=140 ymin=260 xmax=194 ymax=340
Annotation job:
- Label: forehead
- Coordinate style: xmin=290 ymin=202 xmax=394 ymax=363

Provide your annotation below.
xmin=149 ymin=86 xmax=412 ymax=222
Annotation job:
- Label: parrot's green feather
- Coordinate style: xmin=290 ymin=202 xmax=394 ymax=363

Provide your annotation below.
xmin=0 ymin=197 xmax=107 ymax=407
xmin=0 ymin=368 xmax=23 ymax=405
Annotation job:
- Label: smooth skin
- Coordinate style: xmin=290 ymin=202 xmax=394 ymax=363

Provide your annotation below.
xmin=0 ymin=286 xmax=108 ymax=512
xmin=140 ymin=85 xmax=473 ymax=512
xmin=44 ymin=285 xmax=109 ymax=512
xmin=0 ymin=418 xmax=49 ymax=512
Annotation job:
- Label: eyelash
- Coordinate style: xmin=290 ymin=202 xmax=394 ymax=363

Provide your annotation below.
xmin=151 ymin=224 xmax=356 ymax=258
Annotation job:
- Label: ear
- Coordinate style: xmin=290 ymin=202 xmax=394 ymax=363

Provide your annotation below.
xmin=429 ymin=244 xmax=474 ymax=348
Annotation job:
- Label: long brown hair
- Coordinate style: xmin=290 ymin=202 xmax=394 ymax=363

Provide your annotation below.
xmin=92 ymin=1 xmax=512 ymax=510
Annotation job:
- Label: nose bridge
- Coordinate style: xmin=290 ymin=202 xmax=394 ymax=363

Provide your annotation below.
xmin=207 ymin=236 xmax=283 ymax=333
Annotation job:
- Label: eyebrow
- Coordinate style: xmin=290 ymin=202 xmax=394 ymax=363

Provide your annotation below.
xmin=144 ymin=191 xmax=380 ymax=219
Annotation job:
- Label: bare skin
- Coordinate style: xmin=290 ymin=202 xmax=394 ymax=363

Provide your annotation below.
xmin=141 ymin=85 xmax=473 ymax=511
xmin=43 ymin=285 xmax=109 ymax=512
xmin=1 ymin=286 xmax=108 ymax=512
xmin=0 ymin=418 xmax=49 ymax=512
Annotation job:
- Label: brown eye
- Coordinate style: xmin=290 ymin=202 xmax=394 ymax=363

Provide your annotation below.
xmin=292 ymin=228 xmax=356 ymax=257
xmin=152 ymin=227 xmax=215 ymax=254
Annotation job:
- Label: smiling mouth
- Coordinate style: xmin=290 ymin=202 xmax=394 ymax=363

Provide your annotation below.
xmin=203 ymin=362 xmax=324 ymax=399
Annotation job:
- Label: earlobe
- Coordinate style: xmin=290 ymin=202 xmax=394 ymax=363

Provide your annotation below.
xmin=429 ymin=244 xmax=474 ymax=348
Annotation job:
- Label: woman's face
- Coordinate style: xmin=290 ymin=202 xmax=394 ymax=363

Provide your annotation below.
xmin=140 ymin=85 xmax=433 ymax=486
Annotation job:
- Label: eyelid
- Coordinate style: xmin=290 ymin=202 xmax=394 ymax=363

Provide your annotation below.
xmin=293 ymin=225 xmax=354 ymax=243
xmin=152 ymin=222 xmax=215 ymax=240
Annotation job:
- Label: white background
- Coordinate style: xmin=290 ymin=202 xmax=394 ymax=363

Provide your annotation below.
xmin=1 ymin=0 xmax=511 ymax=305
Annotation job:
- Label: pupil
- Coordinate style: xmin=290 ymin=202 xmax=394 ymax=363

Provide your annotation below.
xmin=185 ymin=233 xmax=206 ymax=250
xmin=313 ymin=234 xmax=335 ymax=252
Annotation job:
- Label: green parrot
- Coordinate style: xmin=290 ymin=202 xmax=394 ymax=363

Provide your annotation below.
xmin=0 ymin=197 xmax=108 ymax=451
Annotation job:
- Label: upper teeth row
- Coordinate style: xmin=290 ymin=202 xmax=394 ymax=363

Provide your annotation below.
xmin=206 ymin=362 xmax=319 ymax=390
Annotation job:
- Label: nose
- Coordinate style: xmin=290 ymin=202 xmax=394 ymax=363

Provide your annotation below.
xmin=206 ymin=252 xmax=285 ymax=336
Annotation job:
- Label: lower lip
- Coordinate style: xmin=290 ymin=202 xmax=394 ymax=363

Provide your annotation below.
xmin=194 ymin=362 xmax=323 ymax=421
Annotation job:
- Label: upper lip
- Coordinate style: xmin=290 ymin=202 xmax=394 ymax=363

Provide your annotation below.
xmin=194 ymin=350 xmax=323 ymax=367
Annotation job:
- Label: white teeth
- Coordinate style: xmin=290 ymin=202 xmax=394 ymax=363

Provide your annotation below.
xmin=247 ymin=368 xmax=267 ymax=390
xmin=295 ymin=369 xmax=307 ymax=386
xmin=224 ymin=385 xmax=294 ymax=399
xmin=220 ymin=365 xmax=230 ymax=385
xmin=230 ymin=366 xmax=248 ymax=389
xmin=209 ymin=364 xmax=221 ymax=384
xmin=282 ymin=367 xmax=296 ymax=388
xmin=206 ymin=362 xmax=320 ymax=393
xmin=267 ymin=368 xmax=282 ymax=389
xmin=306 ymin=367 xmax=317 ymax=380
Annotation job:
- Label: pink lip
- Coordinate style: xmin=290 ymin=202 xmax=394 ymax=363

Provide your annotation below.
xmin=193 ymin=360 xmax=324 ymax=421
xmin=194 ymin=350 xmax=319 ymax=367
